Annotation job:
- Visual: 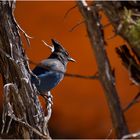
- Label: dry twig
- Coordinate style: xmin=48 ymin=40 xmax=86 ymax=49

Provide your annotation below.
xmin=123 ymin=92 xmax=140 ymax=112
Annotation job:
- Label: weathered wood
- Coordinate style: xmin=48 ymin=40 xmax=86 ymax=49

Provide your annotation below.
xmin=0 ymin=1 xmax=50 ymax=139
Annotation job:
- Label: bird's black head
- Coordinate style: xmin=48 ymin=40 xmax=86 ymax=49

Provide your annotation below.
xmin=49 ymin=39 xmax=75 ymax=65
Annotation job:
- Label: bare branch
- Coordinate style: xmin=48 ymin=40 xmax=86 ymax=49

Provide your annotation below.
xmin=29 ymin=60 xmax=98 ymax=80
xmin=13 ymin=118 xmax=50 ymax=139
xmin=69 ymin=20 xmax=85 ymax=32
xmin=105 ymin=128 xmax=113 ymax=139
xmin=11 ymin=9 xmax=33 ymax=47
xmin=42 ymin=40 xmax=54 ymax=52
xmin=123 ymin=92 xmax=140 ymax=112
xmin=77 ymin=1 xmax=129 ymax=138
xmin=122 ymin=131 xmax=140 ymax=139
xmin=63 ymin=4 xmax=77 ymax=20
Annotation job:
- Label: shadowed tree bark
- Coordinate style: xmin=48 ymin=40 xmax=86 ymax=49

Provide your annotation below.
xmin=0 ymin=1 xmax=50 ymax=139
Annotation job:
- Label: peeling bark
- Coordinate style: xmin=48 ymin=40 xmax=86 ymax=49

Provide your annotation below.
xmin=0 ymin=1 xmax=50 ymax=139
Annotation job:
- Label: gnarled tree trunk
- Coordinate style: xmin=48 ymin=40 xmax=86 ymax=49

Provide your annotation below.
xmin=0 ymin=1 xmax=50 ymax=139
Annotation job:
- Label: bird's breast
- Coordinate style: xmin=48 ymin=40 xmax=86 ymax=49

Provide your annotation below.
xmin=32 ymin=70 xmax=64 ymax=93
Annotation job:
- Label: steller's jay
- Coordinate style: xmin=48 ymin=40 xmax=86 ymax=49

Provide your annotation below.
xmin=31 ymin=39 xmax=75 ymax=94
xmin=31 ymin=39 xmax=75 ymax=124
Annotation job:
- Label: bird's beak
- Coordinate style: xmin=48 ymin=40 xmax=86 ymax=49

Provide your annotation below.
xmin=68 ymin=57 xmax=76 ymax=62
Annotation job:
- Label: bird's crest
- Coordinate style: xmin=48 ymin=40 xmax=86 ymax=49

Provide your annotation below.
xmin=51 ymin=39 xmax=65 ymax=52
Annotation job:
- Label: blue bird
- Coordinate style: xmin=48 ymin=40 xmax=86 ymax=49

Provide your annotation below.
xmin=31 ymin=39 xmax=75 ymax=125
xmin=31 ymin=39 xmax=75 ymax=94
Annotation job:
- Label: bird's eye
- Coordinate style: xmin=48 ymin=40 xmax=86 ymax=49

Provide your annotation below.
xmin=62 ymin=50 xmax=69 ymax=57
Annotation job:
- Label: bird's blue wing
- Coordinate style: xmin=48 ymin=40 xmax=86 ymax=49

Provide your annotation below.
xmin=32 ymin=66 xmax=49 ymax=76
xmin=31 ymin=59 xmax=65 ymax=93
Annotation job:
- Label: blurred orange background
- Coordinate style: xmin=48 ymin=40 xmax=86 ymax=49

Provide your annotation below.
xmin=0 ymin=1 xmax=140 ymax=139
